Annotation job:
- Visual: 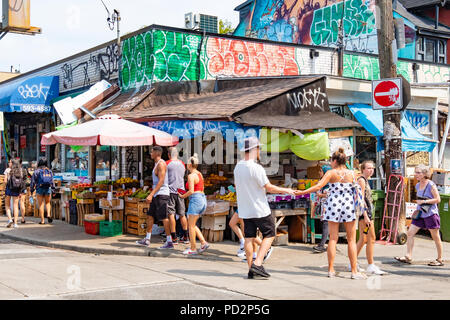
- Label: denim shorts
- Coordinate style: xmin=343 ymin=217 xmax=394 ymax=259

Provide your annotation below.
xmin=186 ymin=193 xmax=207 ymax=215
xmin=36 ymin=187 xmax=52 ymax=196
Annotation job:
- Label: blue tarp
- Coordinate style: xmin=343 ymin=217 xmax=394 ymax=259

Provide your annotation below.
xmin=0 ymin=76 xmax=59 ymax=113
xmin=145 ymin=120 xmax=260 ymax=149
xmin=348 ymin=104 xmax=437 ymax=153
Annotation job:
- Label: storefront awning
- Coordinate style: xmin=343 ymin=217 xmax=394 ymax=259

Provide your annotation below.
xmin=348 ymin=104 xmax=437 ymax=152
xmin=0 ymin=76 xmax=59 ymax=113
xmin=235 ymin=113 xmax=361 ymax=130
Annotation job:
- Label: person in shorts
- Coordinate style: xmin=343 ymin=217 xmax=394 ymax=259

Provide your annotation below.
xmin=178 ymin=154 xmax=210 ymax=255
xmin=234 ymin=137 xmax=296 ymax=279
xmin=166 ymin=147 xmax=189 ymax=244
xmin=30 ymin=158 xmax=54 ymax=225
xmin=136 ymin=146 xmax=172 ymax=249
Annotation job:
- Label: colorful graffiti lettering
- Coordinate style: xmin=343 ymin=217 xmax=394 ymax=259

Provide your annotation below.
xmin=234 ymin=0 xmax=378 ymax=53
xmin=121 ymin=30 xmax=204 ymax=90
xmin=205 ymin=38 xmax=300 ymax=77
xmin=310 ymin=0 xmax=376 ymax=49
xmin=343 ymin=54 xmax=412 ymax=81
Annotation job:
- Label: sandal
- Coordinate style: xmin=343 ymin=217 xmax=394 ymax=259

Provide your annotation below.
xmin=395 ymin=256 xmax=412 ymax=264
xmin=21 ymin=219 xmax=26 ymax=224
xmin=39 ymin=222 xmax=45 ymax=225
xmin=428 ymin=259 xmax=444 ymax=267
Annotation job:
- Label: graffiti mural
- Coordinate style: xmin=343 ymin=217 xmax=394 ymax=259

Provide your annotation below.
xmin=343 ymin=54 xmax=412 ymax=81
xmin=61 ymin=44 xmax=120 ymax=90
xmin=205 ymin=38 xmax=300 ymax=77
xmin=121 ymin=30 xmax=204 ymax=90
xmin=405 ymin=110 xmax=431 ymax=134
xmin=234 ymin=0 xmax=378 ymax=53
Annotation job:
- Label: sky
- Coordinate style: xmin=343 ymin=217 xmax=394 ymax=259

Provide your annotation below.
xmin=0 ymin=0 xmax=244 ymax=73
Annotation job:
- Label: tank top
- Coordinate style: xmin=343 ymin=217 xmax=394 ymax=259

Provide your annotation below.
xmin=416 ymin=181 xmax=439 ymax=218
xmin=153 ymin=159 xmax=170 ymax=196
xmin=186 ymin=172 xmax=204 ymax=193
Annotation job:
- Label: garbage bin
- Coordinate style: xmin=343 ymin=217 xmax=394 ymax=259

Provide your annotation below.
xmin=372 ymin=190 xmax=385 ymax=239
xmin=439 ymin=194 xmax=450 ymax=242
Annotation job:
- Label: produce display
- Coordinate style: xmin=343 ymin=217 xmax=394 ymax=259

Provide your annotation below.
xmin=115 ymin=190 xmax=133 ymax=198
xmin=204 ymin=174 xmax=228 ymax=187
xmin=94 ymin=180 xmax=112 ymax=185
xmin=76 ymin=190 xmax=96 ymax=199
xmin=129 ymin=189 xmax=151 ymax=200
xmin=71 ymin=183 xmax=92 ymax=191
xmin=216 ymin=191 xmax=237 ymax=202
xmin=115 ymin=177 xmax=139 ymax=184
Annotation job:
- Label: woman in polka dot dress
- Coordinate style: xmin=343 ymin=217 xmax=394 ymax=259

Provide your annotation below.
xmin=296 ymin=148 xmax=365 ymax=280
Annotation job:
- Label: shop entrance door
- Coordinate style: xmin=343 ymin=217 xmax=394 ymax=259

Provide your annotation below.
xmin=21 ymin=126 xmax=37 ymax=163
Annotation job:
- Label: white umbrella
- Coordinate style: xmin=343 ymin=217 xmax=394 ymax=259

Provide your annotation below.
xmin=42 ymin=114 xmax=178 ymax=146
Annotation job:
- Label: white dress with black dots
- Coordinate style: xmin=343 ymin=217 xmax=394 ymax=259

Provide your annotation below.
xmin=323 ymin=182 xmax=356 ymax=223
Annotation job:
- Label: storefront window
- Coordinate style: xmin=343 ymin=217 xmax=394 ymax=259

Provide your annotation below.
xmin=65 ymin=147 xmax=89 ymax=177
xmin=95 ymin=146 xmax=119 ymax=181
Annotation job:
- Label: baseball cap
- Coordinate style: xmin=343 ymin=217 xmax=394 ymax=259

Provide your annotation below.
xmin=241 ymin=136 xmax=263 ymax=152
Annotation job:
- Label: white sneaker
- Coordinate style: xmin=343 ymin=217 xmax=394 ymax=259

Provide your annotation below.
xmin=263 ymin=247 xmax=274 ymax=263
xmin=237 ymin=247 xmax=245 ymax=256
xmin=6 ymin=220 xmax=13 ymax=228
xmin=13 ymin=224 xmax=19 ymax=229
xmin=348 ymin=263 xmax=365 ymax=272
xmin=366 ymin=264 xmax=387 ymax=275
xmin=237 ymin=251 xmax=246 ymax=259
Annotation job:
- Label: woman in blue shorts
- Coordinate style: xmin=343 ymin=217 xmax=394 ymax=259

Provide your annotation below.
xmin=178 ymin=154 xmax=210 ymax=255
xmin=31 ymin=158 xmax=55 ymax=224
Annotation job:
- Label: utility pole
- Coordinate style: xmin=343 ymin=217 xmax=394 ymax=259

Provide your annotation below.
xmin=376 ymin=0 xmax=406 ymax=239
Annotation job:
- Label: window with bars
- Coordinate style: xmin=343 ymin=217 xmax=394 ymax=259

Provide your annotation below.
xmin=416 ymin=36 xmax=447 ymax=64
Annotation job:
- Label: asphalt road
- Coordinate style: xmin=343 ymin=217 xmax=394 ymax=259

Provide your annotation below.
xmin=0 ymin=237 xmax=449 ymax=300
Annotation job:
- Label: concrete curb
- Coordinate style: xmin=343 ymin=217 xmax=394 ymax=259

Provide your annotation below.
xmin=0 ymin=232 xmax=234 ymax=261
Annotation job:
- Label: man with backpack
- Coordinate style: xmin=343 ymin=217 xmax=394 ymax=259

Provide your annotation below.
xmin=30 ymin=158 xmax=55 ymax=224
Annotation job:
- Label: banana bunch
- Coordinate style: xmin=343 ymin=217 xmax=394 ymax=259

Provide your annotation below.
xmin=217 ymin=192 xmax=237 ymax=202
xmin=116 ymin=177 xmax=137 ymax=184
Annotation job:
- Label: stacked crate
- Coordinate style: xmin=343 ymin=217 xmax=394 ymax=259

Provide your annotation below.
xmin=124 ymin=198 xmax=149 ymax=236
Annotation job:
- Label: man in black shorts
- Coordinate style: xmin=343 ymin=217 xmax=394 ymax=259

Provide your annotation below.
xmin=136 ymin=146 xmax=173 ymax=249
xmin=234 ymin=137 xmax=296 ymax=279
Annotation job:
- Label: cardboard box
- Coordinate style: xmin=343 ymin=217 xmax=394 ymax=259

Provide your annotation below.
xmin=405 ymin=202 xmax=418 ymax=219
xmin=432 ymin=171 xmax=450 ymax=186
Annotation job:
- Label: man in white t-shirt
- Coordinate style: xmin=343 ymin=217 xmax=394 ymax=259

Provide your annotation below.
xmin=234 ymin=137 xmax=296 ymax=279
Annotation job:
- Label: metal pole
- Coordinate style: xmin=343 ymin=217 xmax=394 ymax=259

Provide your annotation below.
xmin=438 ymin=85 xmax=450 ymax=167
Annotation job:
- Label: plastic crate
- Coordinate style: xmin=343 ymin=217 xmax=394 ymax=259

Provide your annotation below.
xmin=99 ymin=220 xmax=123 ymax=237
xmin=269 ymin=201 xmax=292 ymax=210
xmin=84 ymin=220 xmax=100 ymax=235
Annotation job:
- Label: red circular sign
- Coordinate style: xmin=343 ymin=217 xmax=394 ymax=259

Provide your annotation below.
xmin=374 ymin=81 xmax=400 ymax=107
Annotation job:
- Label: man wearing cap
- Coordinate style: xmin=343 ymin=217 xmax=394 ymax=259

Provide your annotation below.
xmin=234 ymin=136 xmax=297 ymax=279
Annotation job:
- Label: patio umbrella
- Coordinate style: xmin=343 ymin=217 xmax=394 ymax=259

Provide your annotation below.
xmin=41 ymin=114 xmax=178 ymax=182
xmin=41 ymin=114 xmax=178 ymax=147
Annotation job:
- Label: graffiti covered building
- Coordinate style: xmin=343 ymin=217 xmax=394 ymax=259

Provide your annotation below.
xmin=233 ymin=0 xmax=450 ymax=61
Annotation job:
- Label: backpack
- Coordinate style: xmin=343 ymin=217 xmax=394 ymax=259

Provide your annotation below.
xmin=8 ymin=174 xmax=24 ymax=192
xmin=38 ymin=168 xmax=53 ymax=188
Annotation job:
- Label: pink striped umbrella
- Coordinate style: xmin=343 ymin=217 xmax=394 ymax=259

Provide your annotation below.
xmin=41 ymin=114 xmax=178 ymax=146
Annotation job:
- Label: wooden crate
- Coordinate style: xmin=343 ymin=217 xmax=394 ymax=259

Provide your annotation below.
xmin=125 ymin=199 xmax=149 ymax=218
xmin=51 ymin=199 xmax=61 ymax=220
xmin=201 ymin=229 xmax=224 ymax=243
xmin=126 ymin=215 xmax=147 ymax=236
xmin=76 ymin=203 xmax=95 ymax=226
xmin=102 ymin=209 xmax=124 ymax=222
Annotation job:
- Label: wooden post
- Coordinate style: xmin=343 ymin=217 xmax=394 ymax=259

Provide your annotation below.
xmin=89 ymin=146 xmax=97 ymax=184
xmin=376 ymin=0 xmax=406 ymax=238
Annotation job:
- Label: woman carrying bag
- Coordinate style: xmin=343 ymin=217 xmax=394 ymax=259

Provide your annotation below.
xmin=30 ymin=158 xmax=55 ymax=225
xmin=395 ymin=164 xmax=443 ymax=266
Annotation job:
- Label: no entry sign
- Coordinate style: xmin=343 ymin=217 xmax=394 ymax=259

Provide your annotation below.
xmin=372 ymin=78 xmax=403 ymax=110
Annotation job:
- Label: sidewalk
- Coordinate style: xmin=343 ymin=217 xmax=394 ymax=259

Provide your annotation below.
xmin=0 ymin=215 xmax=448 ymax=265
xmin=0 ymin=216 xmax=252 ymax=259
